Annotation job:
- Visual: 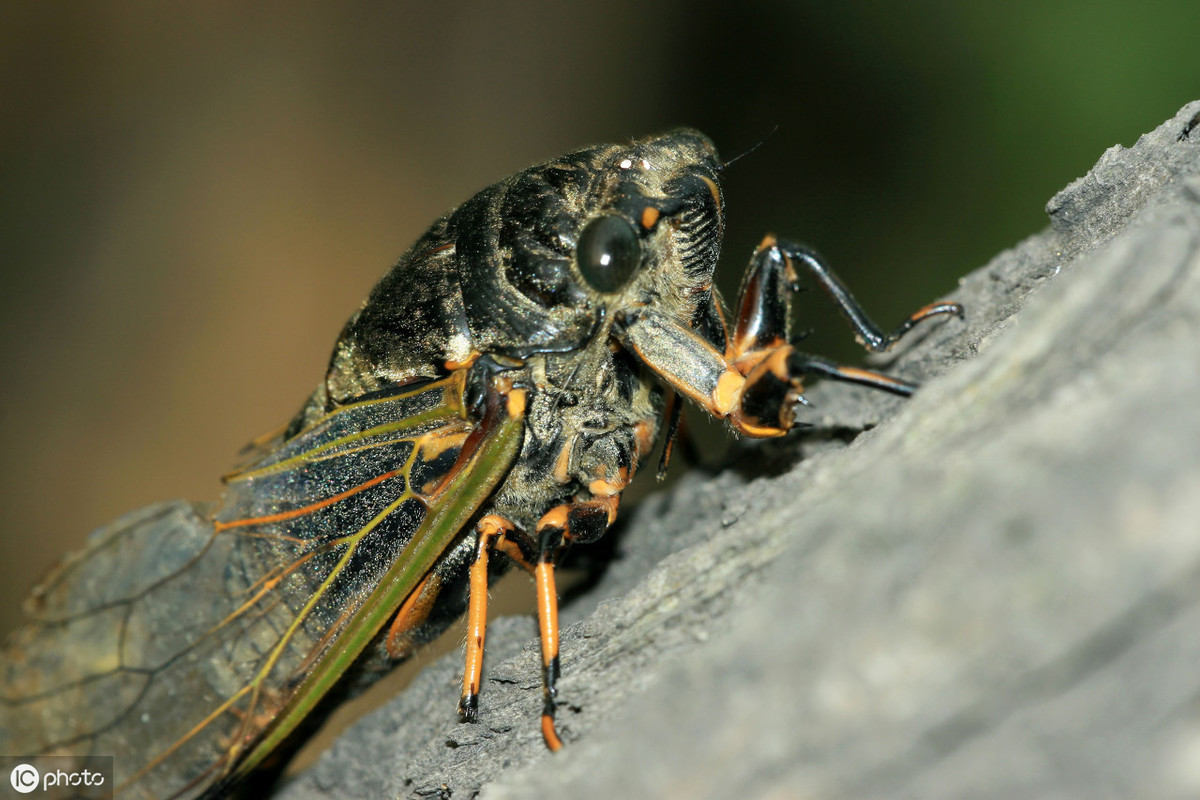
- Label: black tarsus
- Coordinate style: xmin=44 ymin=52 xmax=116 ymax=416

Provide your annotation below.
xmin=785 ymin=352 xmax=918 ymax=397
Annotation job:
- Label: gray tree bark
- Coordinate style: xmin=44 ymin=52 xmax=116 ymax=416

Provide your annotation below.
xmin=278 ymin=101 xmax=1200 ymax=800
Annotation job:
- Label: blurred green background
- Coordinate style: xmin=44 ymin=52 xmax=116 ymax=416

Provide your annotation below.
xmin=1 ymin=2 xmax=1196 ymax=635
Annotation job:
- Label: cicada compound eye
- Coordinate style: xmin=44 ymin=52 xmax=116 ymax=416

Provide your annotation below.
xmin=575 ymin=214 xmax=642 ymax=293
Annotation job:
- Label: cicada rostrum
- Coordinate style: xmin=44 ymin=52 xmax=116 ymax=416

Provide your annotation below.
xmin=0 ymin=129 xmax=962 ymax=799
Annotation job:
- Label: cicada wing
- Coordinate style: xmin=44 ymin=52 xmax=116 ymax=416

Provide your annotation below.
xmin=0 ymin=374 xmax=523 ymax=800
xmin=222 ymin=382 xmax=526 ymax=789
xmin=0 ymin=501 xmax=219 ymax=766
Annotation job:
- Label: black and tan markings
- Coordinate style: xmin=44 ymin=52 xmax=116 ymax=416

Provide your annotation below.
xmin=0 ymin=130 xmax=961 ymax=799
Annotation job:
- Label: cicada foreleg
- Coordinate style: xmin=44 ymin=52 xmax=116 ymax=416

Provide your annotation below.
xmin=758 ymin=236 xmax=963 ymax=351
xmin=618 ymin=235 xmax=962 ymax=437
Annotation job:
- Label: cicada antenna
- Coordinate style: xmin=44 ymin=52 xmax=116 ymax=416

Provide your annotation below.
xmin=717 ymin=124 xmax=780 ymax=172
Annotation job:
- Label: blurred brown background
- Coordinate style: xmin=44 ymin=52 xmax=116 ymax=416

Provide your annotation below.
xmin=1 ymin=2 xmax=1196 ymax=635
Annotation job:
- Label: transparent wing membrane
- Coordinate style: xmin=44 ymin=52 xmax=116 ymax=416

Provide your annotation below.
xmin=0 ymin=376 xmax=489 ymax=799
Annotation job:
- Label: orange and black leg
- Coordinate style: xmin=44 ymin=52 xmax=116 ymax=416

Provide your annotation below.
xmin=729 ymin=235 xmax=963 ymax=396
xmin=750 ymin=236 xmax=962 ymax=354
xmin=384 ymin=571 xmax=444 ymax=660
xmin=455 ymin=495 xmax=616 ymax=736
xmin=535 ymin=523 xmax=566 ymax=751
xmin=458 ymin=514 xmax=515 ymax=723
xmin=617 ymin=234 xmax=962 ymax=437
xmin=528 ymin=495 xmax=619 ymax=750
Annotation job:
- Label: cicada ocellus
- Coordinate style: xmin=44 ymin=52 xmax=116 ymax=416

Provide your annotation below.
xmin=1 ymin=130 xmax=962 ymax=799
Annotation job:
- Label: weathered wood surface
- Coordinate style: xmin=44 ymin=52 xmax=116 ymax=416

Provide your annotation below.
xmin=279 ymin=101 xmax=1200 ymax=800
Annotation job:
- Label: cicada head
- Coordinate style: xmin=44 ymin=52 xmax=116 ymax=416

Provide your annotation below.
xmin=451 ymin=128 xmax=725 ymax=358
xmin=594 ymin=129 xmax=727 ymax=330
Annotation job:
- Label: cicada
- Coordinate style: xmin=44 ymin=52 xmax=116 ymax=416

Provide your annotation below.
xmin=0 ymin=130 xmax=961 ymax=799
